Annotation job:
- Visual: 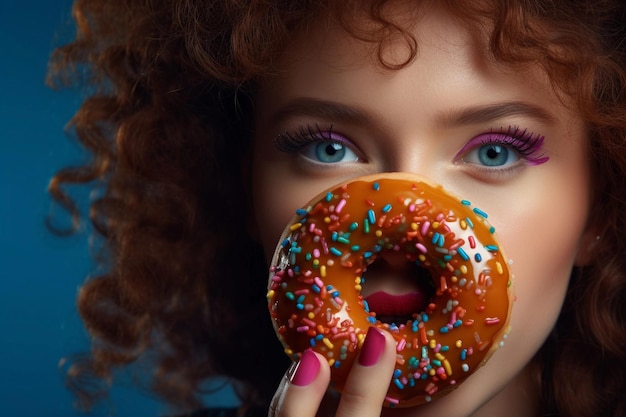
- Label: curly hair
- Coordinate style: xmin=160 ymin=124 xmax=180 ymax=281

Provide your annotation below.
xmin=48 ymin=0 xmax=626 ymax=415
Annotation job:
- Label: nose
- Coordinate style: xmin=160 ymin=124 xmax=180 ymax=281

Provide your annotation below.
xmin=380 ymin=135 xmax=443 ymax=184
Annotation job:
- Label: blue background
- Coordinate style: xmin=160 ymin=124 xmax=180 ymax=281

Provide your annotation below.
xmin=0 ymin=2 xmax=237 ymax=416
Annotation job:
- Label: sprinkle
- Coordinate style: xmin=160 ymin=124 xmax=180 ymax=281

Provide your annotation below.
xmin=382 ymin=203 xmax=392 ymax=213
xmin=461 ymin=199 xmax=471 ymax=206
xmin=457 ymin=247 xmax=469 ymax=261
xmin=330 ymin=247 xmax=343 ymax=256
xmin=325 ymin=192 xmax=333 ymax=202
xmin=289 ymin=223 xmax=302 ymax=231
xmin=368 ymin=209 xmax=376 ymax=225
xmin=397 ymin=338 xmax=407 ymax=352
xmin=337 ymin=236 xmax=350 ymax=244
xmin=474 ymin=253 xmax=482 ymax=262
xmin=473 ymin=207 xmax=488 ymax=218
xmin=373 ymin=182 xmax=380 ymax=191
xmin=485 ymin=244 xmax=499 ymax=252
xmin=496 ymin=261 xmax=504 ymax=274
xmin=485 ymin=317 xmax=501 ymax=325
xmin=296 ymin=208 xmax=308 ymax=216
xmin=335 ymin=199 xmax=347 ymax=213
xmin=385 ymin=396 xmax=400 ymax=405
xmin=349 ymin=222 xmax=359 ymax=232
xmin=364 ymin=219 xmax=371 ymax=234
xmin=462 ymin=364 xmax=470 ymax=372
xmin=323 ymin=338 xmax=334 ymax=349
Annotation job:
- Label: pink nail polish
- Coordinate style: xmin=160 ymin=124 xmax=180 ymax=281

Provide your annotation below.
xmin=359 ymin=327 xmax=385 ymax=366
xmin=290 ymin=349 xmax=320 ymax=386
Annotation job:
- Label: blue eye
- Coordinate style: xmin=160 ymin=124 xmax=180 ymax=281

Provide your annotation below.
xmin=456 ymin=128 xmax=549 ymax=170
xmin=302 ymin=141 xmax=359 ymax=164
xmin=463 ymin=144 xmax=520 ymax=167
xmin=273 ymin=126 xmax=362 ymax=165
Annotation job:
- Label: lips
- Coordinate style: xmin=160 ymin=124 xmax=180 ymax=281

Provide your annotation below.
xmin=365 ymin=291 xmax=428 ymax=324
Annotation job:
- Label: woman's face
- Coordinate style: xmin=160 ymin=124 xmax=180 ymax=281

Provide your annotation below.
xmin=251 ymin=5 xmax=591 ymax=416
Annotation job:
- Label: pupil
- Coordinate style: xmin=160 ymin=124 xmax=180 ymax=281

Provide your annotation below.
xmin=316 ymin=142 xmax=345 ymax=163
xmin=479 ymin=144 xmax=508 ymax=166
xmin=326 ymin=144 xmax=339 ymax=156
xmin=487 ymin=145 xmax=502 ymax=159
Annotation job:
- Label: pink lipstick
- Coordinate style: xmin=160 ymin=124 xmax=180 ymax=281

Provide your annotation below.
xmin=365 ymin=291 xmax=428 ymax=323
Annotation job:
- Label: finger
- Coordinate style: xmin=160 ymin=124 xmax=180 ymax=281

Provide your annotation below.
xmin=269 ymin=349 xmax=331 ymax=417
xmin=335 ymin=327 xmax=397 ymax=417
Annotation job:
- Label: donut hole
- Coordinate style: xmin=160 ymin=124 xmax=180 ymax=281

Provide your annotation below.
xmin=361 ymin=254 xmax=436 ymax=325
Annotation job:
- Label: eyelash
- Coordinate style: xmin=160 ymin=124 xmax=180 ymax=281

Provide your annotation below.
xmin=273 ymin=124 xmax=548 ymax=166
xmin=274 ymin=124 xmax=343 ymax=153
xmin=459 ymin=125 xmax=549 ymax=166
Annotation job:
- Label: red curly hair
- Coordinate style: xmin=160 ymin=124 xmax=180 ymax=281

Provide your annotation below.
xmin=48 ymin=0 xmax=626 ymax=415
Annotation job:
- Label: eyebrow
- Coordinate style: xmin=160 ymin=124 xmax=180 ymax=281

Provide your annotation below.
xmin=268 ymin=98 xmax=556 ymax=127
xmin=440 ymin=101 xmax=557 ymax=126
xmin=268 ymin=98 xmax=372 ymax=125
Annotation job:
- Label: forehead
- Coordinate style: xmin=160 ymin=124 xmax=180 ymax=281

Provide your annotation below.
xmin=278 ymin=3 xmax=481 ymax=71
xmin=256 ymin=4 xmax=553 ymax=113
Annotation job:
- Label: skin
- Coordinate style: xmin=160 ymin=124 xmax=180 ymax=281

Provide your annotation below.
xmin=251 ymin=3 xmax=593 ymax=417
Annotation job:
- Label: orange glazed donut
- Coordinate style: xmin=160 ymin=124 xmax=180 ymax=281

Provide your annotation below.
xmin=267 ymin=173 xmax=513 ymax=407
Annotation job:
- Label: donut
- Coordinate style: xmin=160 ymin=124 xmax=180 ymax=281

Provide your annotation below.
xmin=267 ymin=173 xmax=513 ymax=407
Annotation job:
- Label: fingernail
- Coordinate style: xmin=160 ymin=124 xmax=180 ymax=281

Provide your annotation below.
xmin=359 ymin=327 xmax=386 ymax=366
xmin=290 ymin=349 xmax=320 ymax=386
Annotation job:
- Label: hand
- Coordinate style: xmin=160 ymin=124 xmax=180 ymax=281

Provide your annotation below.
xmin=269 ymin=327 xmax=398 ymax=417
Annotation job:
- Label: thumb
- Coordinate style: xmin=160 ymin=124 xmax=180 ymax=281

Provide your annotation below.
xmin=269 ymin=349 xmax=331 ymax=417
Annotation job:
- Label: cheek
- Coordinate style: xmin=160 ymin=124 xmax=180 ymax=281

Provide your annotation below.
xmin=251 ymin=167 xmax=291 ymax=261
xmin=250 ymin=157 xmax=316 ymax=263
xmin=495 ymin=180 xmax=589 ymax=359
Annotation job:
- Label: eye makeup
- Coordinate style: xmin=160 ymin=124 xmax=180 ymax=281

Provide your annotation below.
xmin=273 ymin=124 xmax=364 ymax=162
xmin=455 ymin=126 xmax=550 ymax=166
